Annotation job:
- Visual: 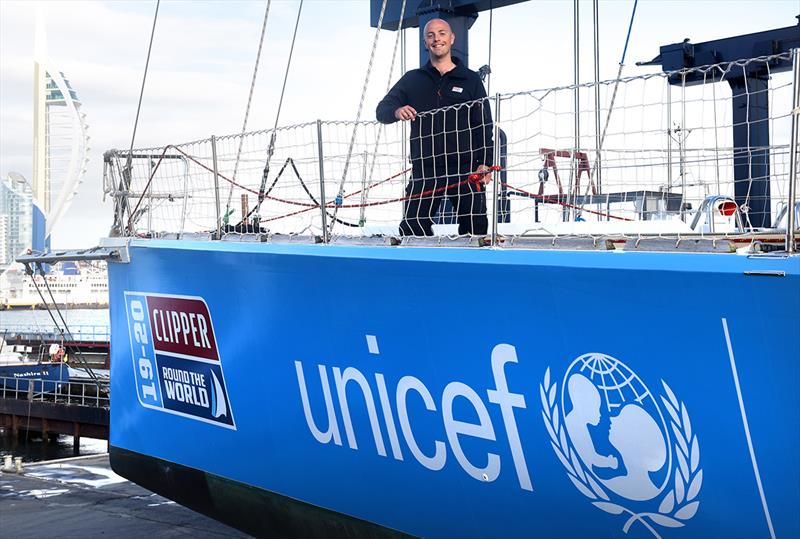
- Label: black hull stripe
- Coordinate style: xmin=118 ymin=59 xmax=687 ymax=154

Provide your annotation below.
xmin=109 ymin=446 xmax=417 ymax=539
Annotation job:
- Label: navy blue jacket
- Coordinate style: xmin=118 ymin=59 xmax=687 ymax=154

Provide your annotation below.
xmin=376 ymin=58 xmax=493 ymax=180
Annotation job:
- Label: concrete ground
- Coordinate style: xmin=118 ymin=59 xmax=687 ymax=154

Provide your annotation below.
xmin=0 ymin=454 xmax=249 ymax=538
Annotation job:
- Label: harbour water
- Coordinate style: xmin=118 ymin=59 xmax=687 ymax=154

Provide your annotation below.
xmin=0 ymin=430 xmax=108 ymax=463
xmin=1 ymin=308 xmax=110 ymax=463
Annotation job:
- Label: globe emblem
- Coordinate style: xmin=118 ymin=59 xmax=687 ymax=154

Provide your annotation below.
xmin=560 ymin=353 xmax=672 ymax=502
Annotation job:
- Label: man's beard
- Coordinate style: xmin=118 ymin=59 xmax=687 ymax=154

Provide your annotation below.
xmin=428 ymin=46 xmax=450 ymax=60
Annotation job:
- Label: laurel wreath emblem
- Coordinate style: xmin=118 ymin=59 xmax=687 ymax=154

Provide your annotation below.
xmin=540 ymin=368 xmax=703 ymax=539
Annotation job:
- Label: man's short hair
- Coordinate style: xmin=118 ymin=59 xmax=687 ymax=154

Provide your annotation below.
xmin=423 ymin=18 xmax=453 ymax=36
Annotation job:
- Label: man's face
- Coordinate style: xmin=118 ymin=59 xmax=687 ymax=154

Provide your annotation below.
xmin=424 ymin=19 xmax=455 ymax=60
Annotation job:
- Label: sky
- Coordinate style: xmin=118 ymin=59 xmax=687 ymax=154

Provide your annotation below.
xmin=1 ymin=0 xmax=798 ymax=248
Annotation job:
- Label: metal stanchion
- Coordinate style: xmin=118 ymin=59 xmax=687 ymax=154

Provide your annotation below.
xmin=211 ymin=136 xmax=222 ymax=239
xmin=317 ymin=120 xmax=329 ymax=243
xmin=592 ymin=0 xmax=602 ymax=195
xmin=680 ymin=73 xmax=687 ymax=222
xmin=787 ymin=48 xmax=799 ymax=253
xmin=570 ymin=0 xmax=581 ymax=222
xmin=667 ymin=83 xmax=673 ymax=191
xmin=491 ymin=94 xmax=502 ymax=247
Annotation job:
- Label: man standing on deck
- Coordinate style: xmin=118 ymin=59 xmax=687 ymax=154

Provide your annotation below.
xmin=376 ymin=18 xmax=494 ymax=236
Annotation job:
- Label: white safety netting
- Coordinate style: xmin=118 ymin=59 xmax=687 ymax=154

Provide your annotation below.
xmin=104 ymin=53 xmax=797 ymax=242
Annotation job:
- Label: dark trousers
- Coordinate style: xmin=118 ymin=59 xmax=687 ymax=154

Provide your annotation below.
xmin=399 ymin=175 xmax=488 ymax=236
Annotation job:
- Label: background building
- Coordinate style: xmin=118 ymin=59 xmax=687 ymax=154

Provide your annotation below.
xmin=31 ymin=63 xmax=90 ymax=253
xmin=0 ymin=173 xmax=33 ymax=267
xmin=0 ymin=11 xmax=97 ymax=307
xmin=0 ymin=216 xmax=7 ymax=264
xmin=1 ymin=13 xmax=90 ymax=265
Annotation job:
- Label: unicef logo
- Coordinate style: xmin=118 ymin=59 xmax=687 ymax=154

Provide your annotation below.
xmin=540 ymin=353 xmax=703 ymax=537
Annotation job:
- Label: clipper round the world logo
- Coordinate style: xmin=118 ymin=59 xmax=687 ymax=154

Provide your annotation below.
xmin=540 ymin=353 xmax=702 ymax=537
xmin=124 ymin=292 xmax=236 ymax=429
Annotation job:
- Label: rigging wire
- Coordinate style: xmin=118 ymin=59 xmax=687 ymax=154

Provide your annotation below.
xmin=359 ymin=0 xmax=408 ymax=226
xmin=598 ymin=0 xmax=638 ymax=150
xmin=26 ymin=264 xmax=100 ymax=386
xmin=39 ymin=273 xmax=100 ymax=385
xmin=487 ymin=0 xmax=493 ymax=96
xmin=224 ymin=0 xmax=272 ymax=225
xmin=328 ymin=0 xmax=390 ymax=236
xmin=254 ymin=0 xmax=304 ymax=225
xmin=122 ymin=0 xmax=160 ymax=235
xmin=581 ymin=0 xmax=638 ymax=211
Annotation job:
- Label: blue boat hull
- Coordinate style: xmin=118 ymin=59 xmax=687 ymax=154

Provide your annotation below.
xmin=0 ymin=363 xmax=69 ymax=394
xmin=108 ymin=240 xmax=800 ymax=538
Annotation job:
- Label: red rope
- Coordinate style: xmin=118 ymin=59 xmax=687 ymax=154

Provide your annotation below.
xmin=504 ymin=182 xmax=633 ymax=222
xmin=263 ymin=170 xmax=633 ymax=224
xmin=263 ymin=171 xmax=470 ymax=223
xmin=127 ymin=152 xmax=630 ymax=228
xmin=171 ymin=147 xmax=318 ymax=208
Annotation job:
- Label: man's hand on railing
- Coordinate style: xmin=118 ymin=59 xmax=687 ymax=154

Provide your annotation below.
xmin=394 ymin=105 xmax=417 ymax=121
xmin=474 ymin=164 xmax=494 ymax=184
xmin=468 ymin=165 xmax=501 ymax=191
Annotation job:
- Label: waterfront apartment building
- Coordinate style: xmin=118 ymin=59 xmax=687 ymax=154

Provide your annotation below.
xmin=0 ymin=174 xmax=33 ymax=266
xmin=0 ymin=216 xmax=8 ymax=265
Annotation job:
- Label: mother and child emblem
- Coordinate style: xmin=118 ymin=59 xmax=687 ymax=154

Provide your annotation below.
xmin=540 ymin=353 xmax=703 ymax=538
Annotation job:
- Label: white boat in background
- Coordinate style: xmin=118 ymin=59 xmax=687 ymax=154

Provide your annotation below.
xmin=0 ymin=338 xmax=70 ymax=393
xmin=0 ymin=261 xmax=108 ymax=310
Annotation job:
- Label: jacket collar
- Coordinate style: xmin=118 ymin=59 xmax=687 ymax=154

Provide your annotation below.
xmin=423 ymin=56 xmax=468 ymax=79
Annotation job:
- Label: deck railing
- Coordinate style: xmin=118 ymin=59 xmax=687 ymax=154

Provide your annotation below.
xmin=1 ymin=324 xmax=110 ymax=343
xmin=104 ymin=52 xmax=799 ymax=250
xmin=0 ymin=375 xmax=109 ymax=408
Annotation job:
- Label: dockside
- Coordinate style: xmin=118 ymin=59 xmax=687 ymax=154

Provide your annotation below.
xmin=0 ymin=454 xmax=247 ymax=538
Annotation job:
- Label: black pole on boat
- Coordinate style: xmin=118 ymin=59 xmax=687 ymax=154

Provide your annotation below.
xmin=370 ymin=1 xmax=531 ymax=69
xmin=639 ymin=21 xmax=800 ymax=229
